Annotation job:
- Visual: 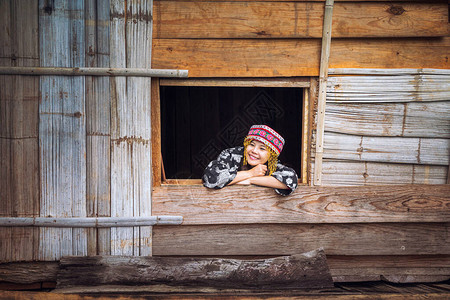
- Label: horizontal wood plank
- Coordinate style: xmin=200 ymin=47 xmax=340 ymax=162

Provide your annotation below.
xmin=154 ymin=2 xmax=449 ymax=38
xmin=56 ymin=250 xmax=333 ymax=289
xmin=152 ymin=185 xmax=450 ymax=224
xmin=160 ymin=77 xmax=311 ymax=87
xmin=152 ymin=223 xmax=450 ymax=256
xmin=315 ymin=160 xmax=448 ymax=186
xmin=325 ymin=102 xmax=450 ymax=138
xmin=327 ymin=75 xmax=450 ymax=103
xmin=1 ymin=256 xmax=448 ymax=285
xmin=152 ymin=38 xmax=450 ymax=77
xmin=322 ymin=132 xmax=449 ymax=165
xmin=328 ymin=255 xmax=450 ymax=283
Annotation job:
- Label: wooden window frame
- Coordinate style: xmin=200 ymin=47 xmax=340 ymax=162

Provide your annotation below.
xmin=151 ymin=77 xmax=315 ymax=187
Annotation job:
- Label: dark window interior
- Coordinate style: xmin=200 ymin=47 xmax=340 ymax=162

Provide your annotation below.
xmin=160 ymin=86 xmax=303 ymax=179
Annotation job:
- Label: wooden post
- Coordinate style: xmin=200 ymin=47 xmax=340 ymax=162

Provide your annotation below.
xmin=314 ymin=0 xmax=334 ymax=186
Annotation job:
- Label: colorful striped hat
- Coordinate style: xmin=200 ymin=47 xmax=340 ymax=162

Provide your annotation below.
xmin=244 ymin=125 xmax=285 ymax=155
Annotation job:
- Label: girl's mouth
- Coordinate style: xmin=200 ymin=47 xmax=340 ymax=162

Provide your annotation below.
xmin=249 ymin=154 xmax=259 ymax=160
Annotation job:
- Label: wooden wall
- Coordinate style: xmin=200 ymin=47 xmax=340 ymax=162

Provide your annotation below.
xmin=0 ymin=0 xmax=153 ymax=262
xmin=152 ymin=0 xmax=449 ymax=77
xmin=312 ymin=69 xmax=450 ymax=185
xmin=152 ymin=184 xmax=450 ymax=283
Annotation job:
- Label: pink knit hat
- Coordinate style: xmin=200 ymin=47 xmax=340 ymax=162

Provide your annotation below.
xmin=244 ymin=125 xmax=285 ymax=155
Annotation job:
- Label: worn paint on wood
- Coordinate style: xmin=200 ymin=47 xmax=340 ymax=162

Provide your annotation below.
xmin=110 ymin=0 xmax=153 ymax=256
xmin=39 ymin=0 xmax=87 ymax=260
xmin=154 ymin=2 xmax=448 ymax=39
xmin=152 ymin=223 xmax=450 ymax=256
xmin=152 ymin=185 xmax=450 ymax=224
xmin=152 ymin=38 xmax=450 ymax=77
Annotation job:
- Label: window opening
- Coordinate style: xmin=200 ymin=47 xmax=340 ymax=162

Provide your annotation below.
xmin=160 ymin=86 xmax=303 ymax=180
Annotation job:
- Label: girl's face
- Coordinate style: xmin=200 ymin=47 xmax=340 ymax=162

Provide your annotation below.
xmin=245 ymin=140 xmax=270 ymax=166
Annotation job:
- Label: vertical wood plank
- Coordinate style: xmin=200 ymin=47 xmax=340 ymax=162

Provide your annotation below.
xmin=314 ymin=0 xmax=334 ymax=186
xmin=151 ymin=78 xmax=162 ymax=187
xmin=85 ymin=0 xmax=111 ymax=256
xmin=39 ymin=0 xmax=87 ymax=260
xmin=0 ymin=0 xmax=39 ymax=262
xmin=301 ymin=88 xmax=309 ymax=184
xmin=110 ymin=0 xmax=153 ymax=256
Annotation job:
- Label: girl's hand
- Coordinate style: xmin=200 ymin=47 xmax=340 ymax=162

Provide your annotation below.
xmin=249 ymin=164 xmax=267 ymax=177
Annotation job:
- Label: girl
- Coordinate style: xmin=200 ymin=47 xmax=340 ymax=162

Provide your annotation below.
xmin=202 ymin=125 xmax=298 ymax=196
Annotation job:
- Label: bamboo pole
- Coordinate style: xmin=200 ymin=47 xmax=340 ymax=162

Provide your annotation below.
xmin=314 ymin=0 xmax=334 ymax=186
xmin=0 ymin=67 xmax=188 ymax=77
xmin=0 ymin=216 xmax=183 ymax=228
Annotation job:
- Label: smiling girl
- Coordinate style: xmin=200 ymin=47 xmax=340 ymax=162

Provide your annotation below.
xmin=202 ymin=125 xmax=298 ymax=196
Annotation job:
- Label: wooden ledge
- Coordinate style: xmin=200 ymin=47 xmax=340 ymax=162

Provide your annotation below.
xmin=152 ymin=184 xmax=450 ymax=225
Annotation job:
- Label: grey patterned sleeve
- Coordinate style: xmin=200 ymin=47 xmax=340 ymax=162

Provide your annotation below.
xmin=202 ymin=147 xmax=242 ymax=189
xmin=271 ymin=163 xmax=299 ymax=196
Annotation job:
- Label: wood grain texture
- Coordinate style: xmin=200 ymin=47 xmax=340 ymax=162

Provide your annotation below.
xmin=315 ymin=160 xmax=448 ymax=186
xmin=110 ymin=0 xmax=153 ymax=256
xmin=322 ymin=132 xmax=449 ymax=166
xmin=56 ymin=250 xmax=333 ymax=289
xmin=154 ymin=2 xmax=449 ymax=38
xmin=327 ymin=75 xmax=450 ymax=103
xmin=325 ymin=102 xmax=450 ymax=138
xmin=152 ymin=38 xmax=450 ymax=77
xmin=152 ymin=184 xmax=450 ymax=224
xmin=85 ymin=0 xmax=111 ymax=256
xmin=0 ymin=1 xmax=39 ymax=262
xmin=152 ymin=223 xmax=450 ymax=256
xmin=39 ymin=0 xmax=87 ymax=260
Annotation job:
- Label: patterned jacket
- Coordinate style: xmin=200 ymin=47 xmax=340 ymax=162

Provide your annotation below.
xmin=202 ymin=147 xmax=298 ymax=196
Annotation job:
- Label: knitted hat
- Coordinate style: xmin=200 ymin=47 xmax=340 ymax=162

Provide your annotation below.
xmin=244 ymin=125 xmax=285 ymax=156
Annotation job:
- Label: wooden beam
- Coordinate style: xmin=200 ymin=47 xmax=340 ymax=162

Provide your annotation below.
xmin=0 ymin=66 xmax=188 ymax=77
xmin=160 ymin=77 xmax=310 ymax=87
xmin=154 ymin=2 xmax=449 ymax=39
xmin=0 ymin=216 xmax=183 ymax=227
xmin=56 ymin=250 xmax=333 ymax=290
xmin=1 ymin=256 xmax=449 ymax=285
xmin=152 ymin=38 xmax=450 ymax=77
xmin=152 ymin=223 xmax=450 ymax=256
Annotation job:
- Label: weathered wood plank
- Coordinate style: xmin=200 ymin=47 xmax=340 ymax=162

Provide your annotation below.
xmin=314 ymin=160 xmax=448 ymax=186
xmin=1 ymin=256 xmax=448 ymax=285
xmin=327 ymin=75 xmax=450 ymax=103
xmin=110 ymin=0 xmax=153 ymax=256
xmin=0 ymin=0 xmax=39 ymax=262
xmin=152 ymin=38 xmax=450 ymax=77
xmin=322 ymin=132 xmax=449 ymax=165
xmin=152 ymin=223 xmax=450 ymax=256
xmin=154 ymin=2 xmax=449 ymax=39
xmin=152 ymin=185 xmax=450 ymax=224
xmin=328 ymin=255 xmax=450 ymax=283
xmin=57 ymin=250 xmax=333 ymax=289
xmin=39 ymin=0 xmax=87 ymax=260
xmin=325 ymin=102 xmax=450 ymax=138
xmin=85 ymin=0 xmax=110 ymax=256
